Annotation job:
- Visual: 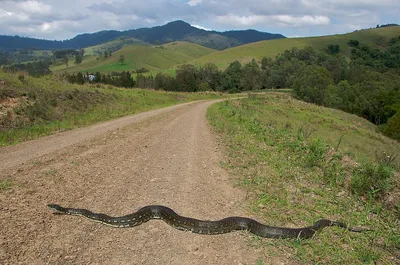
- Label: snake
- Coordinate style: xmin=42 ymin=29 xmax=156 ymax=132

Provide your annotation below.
xmin=47 ymin=204 xmax=372 ymax=239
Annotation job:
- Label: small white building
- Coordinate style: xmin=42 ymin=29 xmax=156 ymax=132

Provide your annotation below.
xmin=88 ymin=74 xmax=96 ymax=81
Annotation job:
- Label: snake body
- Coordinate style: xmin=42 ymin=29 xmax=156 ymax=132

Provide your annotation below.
xmin=47 ymin=204 xmax=370 ymax=239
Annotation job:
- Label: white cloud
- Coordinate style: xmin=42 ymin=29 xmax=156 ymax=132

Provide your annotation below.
xmin=17 ymin=0 xmax=52 ymax=15
xmin=275 ymin=15 xmax=330 ymax=26
xmin=215 ymin=14 xmax=330 ymax=27
xmin=192 ymin=24 xmax=211 ymax=31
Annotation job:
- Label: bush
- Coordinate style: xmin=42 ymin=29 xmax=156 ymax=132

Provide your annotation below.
xmin=350 ymin=162 xmax=394 ymax=198
xmin=384 ymin=113 xmax=400 ymax=140
xmin=347 ymin=40 xmax=359 ymax=47
xmin=293 ymin=65 xmax=333 ymax=105
xmin=198 ymin=82 xmax=211 ymax=91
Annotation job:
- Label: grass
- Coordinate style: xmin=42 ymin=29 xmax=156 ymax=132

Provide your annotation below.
xmin=84 ymin=37 xmax=150 ymax=56
xmin=50 ymin=55 xmax=98 ymax=72
xmin=0 ymin=70 xmax=223 ymax=146
xmin=0 ymin=178 xmax=13 ymax=191
xmin=207 ymin=93 xmax=399 ymax=264
xmin=188 ymin=26 xmax=400 ymax=70
xmin=51 ymin=41 xmax=216 ymax=75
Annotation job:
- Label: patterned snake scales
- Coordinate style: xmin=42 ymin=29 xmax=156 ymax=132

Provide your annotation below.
xmin=48 ymin=204 xmax=372 ymax=239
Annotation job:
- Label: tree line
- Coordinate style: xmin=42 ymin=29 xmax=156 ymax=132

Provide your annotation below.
xmin=62 ymin=36 xmax=400 ymax=140
xmin=133 ymin=37 xmax=400 ymax=139
xmin=64 ymin=71 xmax=135 ymax=88
xmin=2 ymin=60 xmax=52 ymax=77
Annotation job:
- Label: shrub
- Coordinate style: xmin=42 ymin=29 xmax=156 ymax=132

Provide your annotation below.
xmin=350 ymin=162 xmax=394 ymax=198
xmin=384 ymin=112 xmax=400 ymax=140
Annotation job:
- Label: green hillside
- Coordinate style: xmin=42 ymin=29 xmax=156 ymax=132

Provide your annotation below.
xmin=189 ymin=26 xmax=400 ymax=69
xmin=51 ymin=26 xmax=400 ymax=76
xmin=208 ymin=93 xmax=400 ymax=264
xmin=84 ymin=37 xmax=150 ymax=56
xmin=0 ymin=70 xmax=221 ymax=146
xmin=51 ymin=41 xmax=216 ymax=74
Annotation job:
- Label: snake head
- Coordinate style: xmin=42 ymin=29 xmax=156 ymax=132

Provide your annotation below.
xmin=47 ymin=204 xmax=66 ymax=214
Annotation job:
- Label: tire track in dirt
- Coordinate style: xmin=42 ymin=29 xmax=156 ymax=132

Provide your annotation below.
xmin=0 ymin=100 xmax=274 ymax=264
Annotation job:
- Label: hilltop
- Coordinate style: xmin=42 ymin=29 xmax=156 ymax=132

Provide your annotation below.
xmin=0 ymin=20 xmax=285 ymax=51
xmin=188 ymin=26 xmax=400 ymax=69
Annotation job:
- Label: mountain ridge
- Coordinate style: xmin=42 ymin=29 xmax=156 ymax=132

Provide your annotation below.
xmin=0 ymin=20 xmax=285 ymax=51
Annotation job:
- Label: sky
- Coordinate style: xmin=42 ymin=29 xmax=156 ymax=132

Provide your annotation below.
xmin=0 ymin=0 xmax=398 ymax=40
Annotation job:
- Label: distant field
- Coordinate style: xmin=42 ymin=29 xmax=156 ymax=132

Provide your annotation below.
xmin=51 ymin=41 xmax=217 ymax=74
xmin=188 ymin=26 xmax=400 ymax=69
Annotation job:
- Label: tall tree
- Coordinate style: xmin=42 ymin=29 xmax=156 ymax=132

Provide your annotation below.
xmin=176 ymin=64 xmax=197 ymax=92
xmin=119 ymin=55 xmax=125 ymax=64
xmin=222 ymin=60 xmax=243 ymax=91
xmin=241 ymin=59 xmax=261 ymax=90
xmin=74 ymin=54 xmax=83 ymax=65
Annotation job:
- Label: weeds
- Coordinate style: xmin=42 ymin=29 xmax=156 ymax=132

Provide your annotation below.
xmin=207 ymin=93 xmax=399 ymax=264
xmin=350 ymin=162 xmax=394 ymax=199
xmin=375 ymin=150 xmax=398 ymax=167
xmin=306 ymin=138 xmax=327 ymax=167
xmin=0 ymin=179 xmax=13 ymax=191
xmin=296 ymin=125 xmax=316 ymax=141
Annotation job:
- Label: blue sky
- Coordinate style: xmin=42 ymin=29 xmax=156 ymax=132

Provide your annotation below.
xmin=0 ymin=0 xmax=398 ymax=40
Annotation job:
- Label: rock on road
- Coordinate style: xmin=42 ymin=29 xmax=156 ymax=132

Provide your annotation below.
xmin=0 ymin=100 xmax=270 ymax=264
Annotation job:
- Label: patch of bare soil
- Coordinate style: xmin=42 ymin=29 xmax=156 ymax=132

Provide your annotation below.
xmin=0 ymin=101 xmax=288 ymax=264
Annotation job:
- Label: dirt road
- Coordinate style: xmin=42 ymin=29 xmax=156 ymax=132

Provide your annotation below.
xmin=0 ymin=100 xmax=270 ymax=264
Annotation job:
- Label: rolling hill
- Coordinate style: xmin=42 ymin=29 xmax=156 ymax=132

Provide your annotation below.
xmin=52 ymin=41 xmax=217 ymax=74
xmin=0 ymin=20 xmax=285 ymax=51
xmin=187 ymin=26 xmax=400 ymax=69
xmin=84 ymin=37 xmax=150 ymax=56
xmin=52 ymin=26 xmax=400 ymax=75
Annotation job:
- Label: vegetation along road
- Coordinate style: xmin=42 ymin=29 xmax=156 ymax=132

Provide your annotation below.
xmin=0 ymin=100 xmax=273 ymax=264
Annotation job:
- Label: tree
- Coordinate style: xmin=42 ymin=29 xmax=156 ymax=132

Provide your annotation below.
xmin=74 ymin=54 xmax=82 ymax=65
xmin=384 ymin=112 xmax=400 ymax=140
xmin=261 ymin=57 xmax=272 ymax=70
xmin=95 ymin=71 xmax=102 ymax=82
xmin=155 ymin=73 xmax=167 ymax=90
xmin=119 ymin=71 xmax=135 ymax=88
xmin=176 ymin=64 xmax=197 ymax=92
xmin=76 ymin=72 xmax=84 ymax=84
xmin=221 ymin=60 xmax=243 ymax=91
xmin=104 ymin=51 xmax=109 ymax=58
xmin=241 ymin=59 xmax=261 ymax=90
xmin=347 ymin=40 xmax=359 ymax=47
xmin=198 ymin=62 xmax=221 ymax=91
xmin=119 ymin=55 xmax=125 ymax=64
xmin=327 ymin=44 xmax=340 ymax=55
xmin=293 ymin=65 xmax=334 ymax=104
xmin=62 ymin=55 xmax=69 ymax=67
